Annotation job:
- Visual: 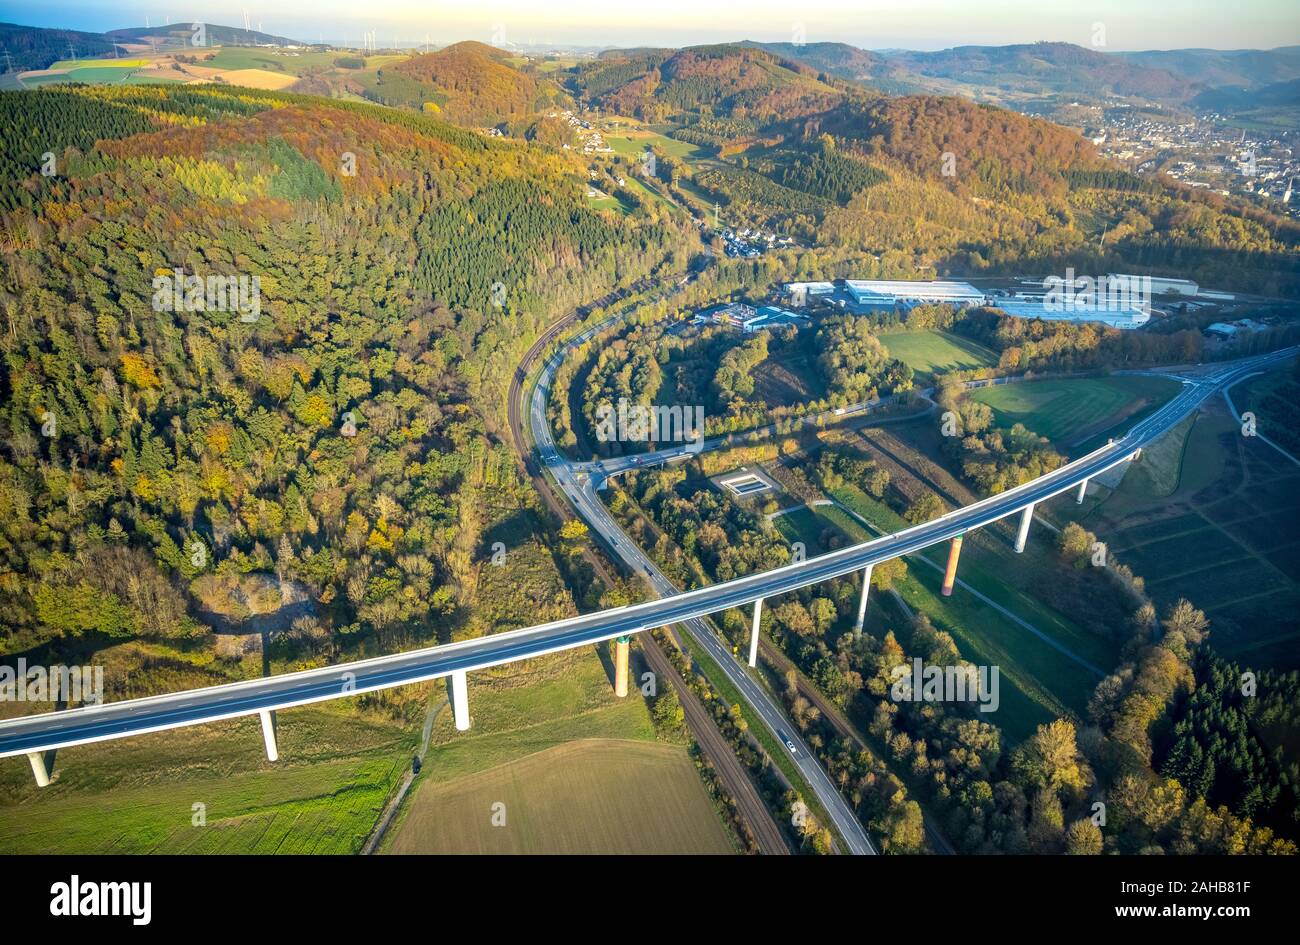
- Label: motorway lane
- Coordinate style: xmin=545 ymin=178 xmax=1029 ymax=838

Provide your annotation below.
xmin=757 ymin=635 xmax=957 ymax=854
xmin=561 ymin=474 xmax=879 ymax=854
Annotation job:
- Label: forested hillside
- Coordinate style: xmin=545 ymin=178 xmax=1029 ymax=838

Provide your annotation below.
xmin=741 ymin=41 xmax=891 ymax=84
xmin=573 ymin=44 xmax=843 ymax=125
xmin=379 ymin=41 xmax=564 ymax=124
xmin=0 ymin=22 xmax=118 ymax=71
xmin=0 ymin=84 xmax=686 ymax=658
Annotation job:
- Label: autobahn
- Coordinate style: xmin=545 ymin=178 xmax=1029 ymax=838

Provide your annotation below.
xmin=2 ymin=331 xmax=1292 ymax=846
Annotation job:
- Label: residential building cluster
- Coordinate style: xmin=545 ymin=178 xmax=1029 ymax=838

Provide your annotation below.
xmin=721 ymin=227 xmax=795 ymax=258
xmin=1091 ymin=108 xmax=1298 ymax=214
xmin=548 ymin=109 xmax=614 ymax=154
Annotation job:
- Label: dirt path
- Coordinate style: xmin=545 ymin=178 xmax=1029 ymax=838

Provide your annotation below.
xmin=362 ymin=694 xmax=448 ymax=855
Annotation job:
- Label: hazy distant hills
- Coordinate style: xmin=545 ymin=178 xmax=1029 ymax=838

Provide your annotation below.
xmin=1192 ymin=76 xmax=1300 ymax=111
xmin=753 ymin=39 xmax=1201 ymax=103
xmin=4 ymin=14 xmax=1297 ymax=126
xmin=884 ymin=41 xmax=1199 ymax=101
xmin=570 ymin=38 xmax=1300 ymax=140
xmin=107 ymin=22 xmax=309 ymax=49
xmin=743 ymin=38 xmax=1300 ymax=114
xmin=0 ymin=20 xmax=310 ymax=72
xmin=1118 ymin=46 xmax=1300 ymax=90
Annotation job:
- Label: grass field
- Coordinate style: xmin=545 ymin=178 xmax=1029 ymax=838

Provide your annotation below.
xmin=623 ymin=174 xmax=682 ymax=215
xmin=22 ymin=67 xmax=139 ymax=86
xmin=877 ymin=329 xmax=997 ymax=379
xmin=969 ymin=375 xmax=1180 ymax=447
xmin=24 ymin=48 xmax=410 ymax=91
xmin=1083 ymin=396 xmax=1300 ymax=669
xmin=399 ymin=649 xmax=656 ymax=784
xmin=385 ymin=739 xmax=731 ymax=854
xmin=0 ymin=702 xmax=414 ymax=854
xmin=675 ymin=175 xmax=722 ymax=213
xmin=587 ymin=191 xmax=632 ymax=214
xmin=382 ymin=645 xmax=732 ymax=853
xmin=0 ymin=644 xmax=730 ymax=854
xmin=605 ymin=131 xmax=702 ymax=161
xmin=123 ymin=74 xmax=184 ymax=85
xmin=201 ymin=48 xmax=355 ymax=75
xmin=773 ymin=506 xmax=831 ymax=557
xmin=537 ymin=58 xmax=578 ymax=72
xmin=49 ymin=59 xmax=150 ymax=69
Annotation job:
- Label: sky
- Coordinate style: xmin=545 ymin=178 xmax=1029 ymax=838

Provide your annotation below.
xmin=6 ymin=0 xmax=1299 ymax=51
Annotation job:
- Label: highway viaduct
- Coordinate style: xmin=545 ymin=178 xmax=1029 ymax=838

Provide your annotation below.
xmin=2 ymin=346 xmax=1294 ymax=847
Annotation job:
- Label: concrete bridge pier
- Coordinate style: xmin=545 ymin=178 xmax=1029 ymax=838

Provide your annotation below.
xmin=748 ymin=598 xmax=763 ymax=668
xmin=1014 ymin=503 xmax=1035 ymax=554
xmin=1076 ymin=478 xmax=1089 ymax=504
xmin=449 ymin=670 xmax=470 ymax=731
xmin=941 ymin=535 xmax=964 ymax=597
xmin=27 ymin=751 xmax=50 ymax=787
xmin=259 ymin=709 xmax=279 ymax=762
xmin=614 ymin=636 xmax=630 ymax=697
xmin=854 ymin=564 xmax=874 ymax=637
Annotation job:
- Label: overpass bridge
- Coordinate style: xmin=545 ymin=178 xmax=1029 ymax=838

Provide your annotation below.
xmin=2 ymin=347 xmax=1293 ymax=837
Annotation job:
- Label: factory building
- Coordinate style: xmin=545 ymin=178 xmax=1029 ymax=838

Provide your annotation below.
xmin=993 ymin=298 xmax=1150 ymax=329
xmin=842 ymin=279 xmax=986 ymax=308
xmin=1108 ymin=274 xmax=1198 ymax=296
xmin=783 ymin=282 xmax=836 ymax=306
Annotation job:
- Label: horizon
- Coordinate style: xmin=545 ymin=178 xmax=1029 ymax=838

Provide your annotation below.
xmin=5 ymin=0 xmax=1300 ymax=52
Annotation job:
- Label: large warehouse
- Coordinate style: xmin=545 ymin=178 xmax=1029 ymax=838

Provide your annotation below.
xmin=842 ymin=279 xmax=986 ymax=307
xmin=993 ymin=298 xmax=1150 ymax=329
xmin=1108 ymin=274 xmax=1198 ymax=296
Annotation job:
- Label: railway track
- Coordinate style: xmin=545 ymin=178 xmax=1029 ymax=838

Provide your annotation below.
xmin=756 ymin=638 xmax=956 ymax=854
